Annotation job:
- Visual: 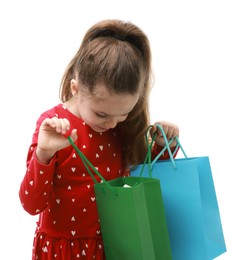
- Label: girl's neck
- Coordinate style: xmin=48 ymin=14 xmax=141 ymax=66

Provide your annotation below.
xmin=63 ymin=98 xmax=81 ymax=118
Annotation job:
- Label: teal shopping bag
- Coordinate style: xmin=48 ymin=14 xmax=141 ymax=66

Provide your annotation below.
xmin=68 ymin=136 xmax=172 ymax=260
xmin=130 ymin=125 xmax=227 ymax=260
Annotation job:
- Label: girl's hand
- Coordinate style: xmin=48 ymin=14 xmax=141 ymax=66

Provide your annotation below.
xmin=36 ymin=117 xmax=78 ymax=164
xmin=150 ymin=121 xmax=179 ymax=148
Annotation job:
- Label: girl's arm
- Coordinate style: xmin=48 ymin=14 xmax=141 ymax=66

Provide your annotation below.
xmin=19 ymin=114 xmax=57 ymax=215
xmin=19 ymin=145 xmax=57 ymax=215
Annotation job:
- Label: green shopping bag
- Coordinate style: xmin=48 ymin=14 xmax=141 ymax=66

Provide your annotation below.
xmin=68 ymin=136 xmax=172 ymax=260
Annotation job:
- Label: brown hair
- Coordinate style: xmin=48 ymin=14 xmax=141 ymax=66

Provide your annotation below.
xmin=60 ymin=19 xmax=153 ymax=168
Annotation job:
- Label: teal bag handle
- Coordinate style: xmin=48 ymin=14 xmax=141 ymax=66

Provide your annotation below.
xmin=151 ymin=124 xmax=188 ymax=168
xmin=139 ymin=124 xmax=187 ymax=177
xmin=68 ymin=136 xmax=117 ymax=195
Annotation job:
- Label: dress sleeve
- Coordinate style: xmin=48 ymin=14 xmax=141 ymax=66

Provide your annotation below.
xmin=19 ymin=112 xmax=57 ymax=215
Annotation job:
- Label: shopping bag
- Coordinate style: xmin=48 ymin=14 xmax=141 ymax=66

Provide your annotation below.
xmin=68 ymin=136 xmax=172 ymax=260
xmin=130 ymin=125 xmax=227 ymax=260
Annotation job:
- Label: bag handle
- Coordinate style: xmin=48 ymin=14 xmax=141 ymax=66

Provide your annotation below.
xmin=139 ymin=124 xmax=187 ymax=177
xmin=151 ymin=124 xmax=187 ymax=168
xmin=68 ymin=136 xmax=117 ymax=195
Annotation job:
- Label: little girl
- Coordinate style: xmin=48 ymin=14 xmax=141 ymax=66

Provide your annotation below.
xmin=19 ymin=19 xmax=179 ymax=259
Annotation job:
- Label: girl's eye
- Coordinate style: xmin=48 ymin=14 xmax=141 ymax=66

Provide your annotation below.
xmin=96 ymin=113 xmax=107 ymax=118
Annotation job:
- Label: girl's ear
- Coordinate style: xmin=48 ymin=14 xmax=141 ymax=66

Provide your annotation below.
xmin=70 ymin=79 xmax=79 ymax=96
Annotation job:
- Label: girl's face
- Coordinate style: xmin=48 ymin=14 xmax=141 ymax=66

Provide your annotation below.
xmin=70 ymin=80 xmax=139 ymax=132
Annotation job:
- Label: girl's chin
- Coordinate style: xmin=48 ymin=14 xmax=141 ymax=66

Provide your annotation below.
xmin=91 ymin=125 xmax=109 ymax=133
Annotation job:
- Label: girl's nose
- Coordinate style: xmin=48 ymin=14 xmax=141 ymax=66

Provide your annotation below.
xmin=104 ymin=118 xmax=117 ymax=129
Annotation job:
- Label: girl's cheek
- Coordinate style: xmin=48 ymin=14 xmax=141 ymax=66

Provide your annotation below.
xmin=86 ymin=116 xmax=102 ymax=125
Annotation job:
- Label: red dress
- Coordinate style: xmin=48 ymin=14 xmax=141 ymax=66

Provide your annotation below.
xmin=19 ymin=104 xmax=171 ymax=259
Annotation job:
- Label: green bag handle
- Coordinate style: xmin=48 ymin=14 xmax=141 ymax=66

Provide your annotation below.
xmin=139 ymin=124 xmax=187 ymax=177
xmin=68 ymin=136 xmax=117 ymax=195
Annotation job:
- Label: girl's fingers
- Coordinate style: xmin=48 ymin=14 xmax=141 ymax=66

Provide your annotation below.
xmin=43 ymin=117 xmax=70 ymax=134
xmin=152 ymin=121 xmax=179 ymax=147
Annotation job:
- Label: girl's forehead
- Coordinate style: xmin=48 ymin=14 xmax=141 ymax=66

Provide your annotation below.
xmin=89 ymin=84 xmax=137 ymax=101
xmin=87 ymin=85 xmax=139 ymax=115
xmin=90 ymin=84 xmax=119 ymax=99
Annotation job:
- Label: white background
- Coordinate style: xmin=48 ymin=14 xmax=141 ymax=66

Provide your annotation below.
xmin=0 ymin=0 xmax=245 ymax=259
